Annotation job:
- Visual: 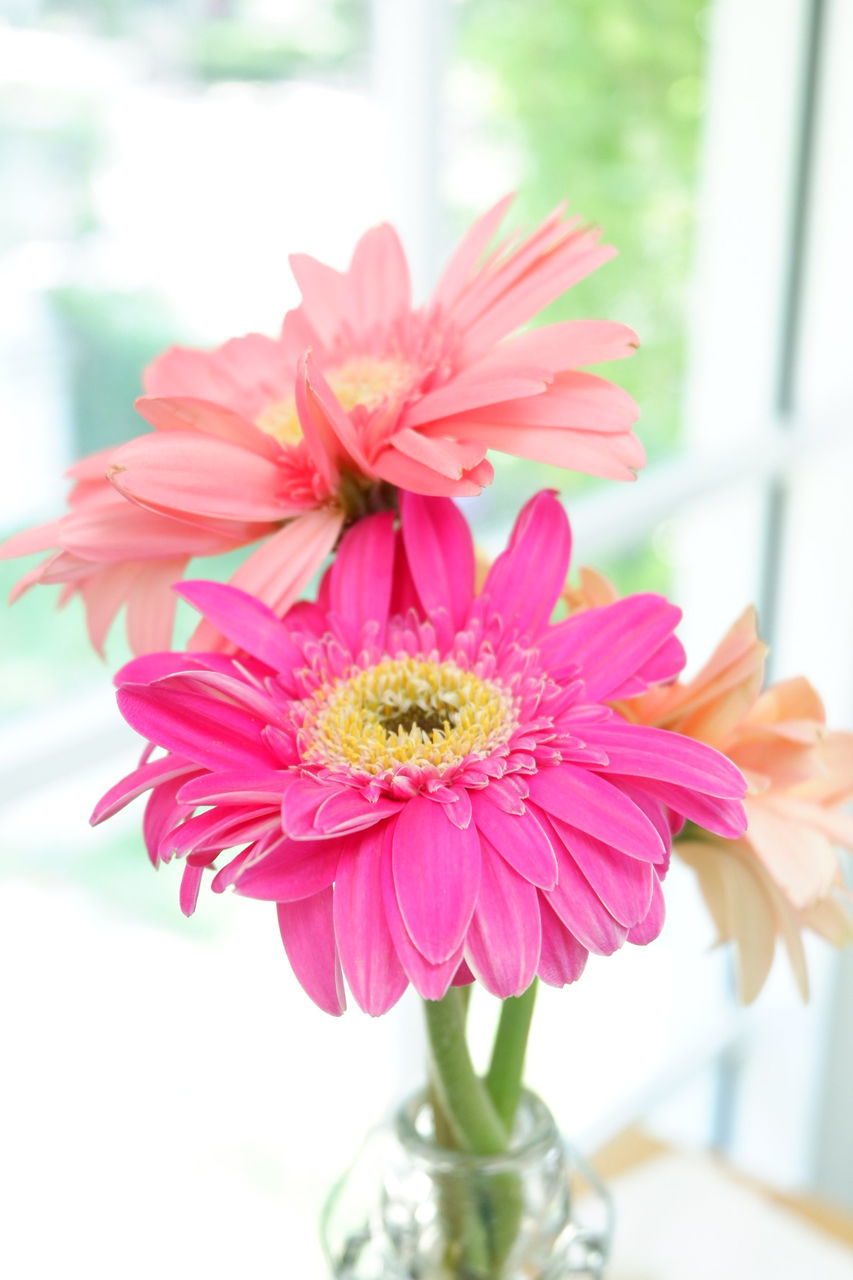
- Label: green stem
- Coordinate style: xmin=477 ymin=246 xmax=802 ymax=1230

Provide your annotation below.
xmin=423 ymin=989 xmax=508 ymax=1155
xmin=485 ymin=980 xmax=538 ymax=1132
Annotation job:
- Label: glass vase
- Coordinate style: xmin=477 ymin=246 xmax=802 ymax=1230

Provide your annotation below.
xmin=322 ymin=1088 xmax=613 ymax=1280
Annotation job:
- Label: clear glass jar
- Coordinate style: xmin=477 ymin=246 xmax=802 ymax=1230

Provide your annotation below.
xmin=322 ymin=1088 xmax=613 ymax=1279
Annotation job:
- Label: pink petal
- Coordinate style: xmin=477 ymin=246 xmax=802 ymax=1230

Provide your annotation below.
xmin=627 ymin=876 xmax=666 ymax=945
xmin=537 ymin=898 xmax=588 ymax=986
xmin=587 ymin=724 xmax=747 ymax=798
xmin=392 ymin=795 xmax=482 ymax=964
xmin=79 ymin=561 xmax=143 ymax=656
xmin=234 ymin=834 xmax=343 ymax=901
xmin=547 ymin=817 xmax=654 ymax=928
xmin=125 ymin=557 xmax=185 ymax=654
xmin=430 ymin=193 xmax=515 ymax=312
xmin=117 ymin=682 xmax=275 ymax=772
xmin=277 ymin=891 xmax=346 ymax=1015
xmin=328 ymin=512 xmax=396 ymax=643
xmin=162 ymin=807 xmax=275 ymax=861
xmin=399 ymin=493 xmax=475 ymax=636
xmin=544 ymin=842 xmax=628 ymax=956
xmin=142 ymin=775 xmax=192 ymax=866
xmin=390 ymin=428 xmax=489 ymax=481
xmin=481 ymin=490 xmax=571 ymax=637
xmin=460 ymin=232 xmax=614 ymax=357
xmin=178 ymin=768 xmax=292 ymax=806
xmin=538 ymin=595 xmax=683 ymax=698
xmin=109 ymin=431 xmax=300 ymax=523
xmin=447 ymin=370 xmax=638 ymax=434
xmin=528 ymin=768 xmax=666 ymax=863
xmin=91 ymin=755 xmax=195 ymax=825
xmin=288 ymin=254 xmax=350 ymax=348
xmin=134 ymin=395 xmax=281 ymax=460
xmin=142 ymin=333 xmax=293 ymax=421
xmin=295 ymin=353 xmax=373 ymax=483
xmin=434 ymin=419 xmax=643 ymax=481
xmin=61 ymin=498 xmax=246 ymax=562
xmin=188 ymin=509 xmax=344 ymax=652
xmin=333 ymin=826 xmax=409 ymax=1015
xmin=471 ymin=790 xmax=558 ymax=889
xmin=176 ymin=579 xmax=305 ymax=675
xmin=465 ymin=845 xmax=541 ymax=997
xmin=621 ymin=776 xmax=747 ymax=840
xmin=0 ymin=517 xmax=64 ymax=559
xmin=404 ymin=375 xmax=547 ymax=428
xmin=625 ymin=632 xmax=686 ymax=694
xmin=373 ymin=441 xmax=493 ymax=497
xmin=488 ymin=320 xmax=639 ymax=371
xmin=347 ymin=222 xmax=412 ymax=331
xmin=314 ymin=789 xmax=402 ymax=837
xmin=114 ymin=651 xmax=243 ymax=686
xmin=179 ymin=863 xmax=205 ymax=916
xmin=381 ymin=824 xmax=464 ymax=1001
xmin=282 ymin=775 xmax=400 ymax=840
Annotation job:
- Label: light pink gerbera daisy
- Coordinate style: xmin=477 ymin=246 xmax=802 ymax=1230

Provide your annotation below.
xmin=3 ymin=196 xmax=641 ymax=655
xmin=92 ymin=492 xmax=744 ymax=1015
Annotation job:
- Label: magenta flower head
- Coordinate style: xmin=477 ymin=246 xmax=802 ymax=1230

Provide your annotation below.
xmin=93 ymin=492 xmax=746 ymax=1015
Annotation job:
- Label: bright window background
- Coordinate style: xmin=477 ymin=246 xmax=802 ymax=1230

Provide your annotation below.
xmin=1 ymin=2 xmax=851 ymax=1276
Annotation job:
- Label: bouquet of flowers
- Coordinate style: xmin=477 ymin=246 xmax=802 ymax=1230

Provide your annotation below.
xmin=5 ymin=197 xmax=851 ymax=1279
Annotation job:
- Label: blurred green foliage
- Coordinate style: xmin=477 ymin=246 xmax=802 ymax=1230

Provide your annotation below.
xmin=49 ymin=288 xmax=177 ymax=457
xmin=459 ymin=0 xmax=707 ymax=483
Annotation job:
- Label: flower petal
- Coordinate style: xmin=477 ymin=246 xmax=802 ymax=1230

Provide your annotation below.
xmin=277 ymin=891 xmax=346 ymax=1015
xmin=328 ymin=512 xmax=396 ymax=643
xmin=109 ymin=431 xmax=300 ymax=523
xmin=626 ymin=875 xmax=666 ymax=945
xmin=134 ymin=394 xmax=281 ymax=460
xmin=471 ymin=790 xmax=558 ymax=889
xmin=538 ymin=595 xmax=683 ymax=698
xmin=90 ymin=755 xmax=195 ymax=825
xmin=392 ymin=796 xmax=482 ymax=964
xmin=465 ymin=844 xmax=541 ymax=997
xmin=537 ymin=899 xmax=588 ymax=986
xmin=373 ymin=442 xmax=493 ymax=497
xmin=188 ymin=509 xmax=344 ymax=652
xmin=116 ymin=681 xmax=275 ymax=772
xmin=399 ymin=493 xmax=475 ymax=636
xmin=547 ymin=816 xmax=654 ymax=927
xmin=586 ymin=724 xmax=747 ymax=798
xmin=481 ymin=490 xmax=571 ymax=637
xmin=528 ymin=767 xmax=667 ymax=863
xmin=380 ymin=825 xmax=463 ymax=1001
xmin=543 ymin=839 xmax=629 ymax=955
xmin=176 ymin=579 xmax=305 ymax=674
xmin=234 ymin=834 xmax=343 ymax=901
xmin=333 ymin=825 xmax=409 ymax=1015
xmin=347 ymin=222 xmax=412 ymax=331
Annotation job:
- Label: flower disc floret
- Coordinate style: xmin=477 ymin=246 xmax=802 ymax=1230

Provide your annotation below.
xmin=299 ymin=657 xmax=518 ymax=779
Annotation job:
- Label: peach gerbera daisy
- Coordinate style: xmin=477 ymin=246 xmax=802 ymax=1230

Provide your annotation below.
xmin=566 ymin=575 xmax=853 ymax=1000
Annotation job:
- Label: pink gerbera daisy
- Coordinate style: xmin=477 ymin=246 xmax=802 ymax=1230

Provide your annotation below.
xmin=4 ymin=196 xmax=641 ymax=655
xmin=92 ymin=492 xmax=744 ymax=1015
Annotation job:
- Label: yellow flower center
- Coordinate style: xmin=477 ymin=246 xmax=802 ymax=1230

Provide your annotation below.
xmin=302 ymin=657 xmax=516 ymax=776
xmin=254 ymin=357 xmax=415 ymax=446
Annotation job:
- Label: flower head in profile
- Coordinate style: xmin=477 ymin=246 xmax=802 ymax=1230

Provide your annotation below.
xmin=3 ymin=196 xmax=641 ymax=655
xmin=92 ymin=492 xmax=745 ymax=1015
xmin=593 ymin=599 xmax=853 ymax=1002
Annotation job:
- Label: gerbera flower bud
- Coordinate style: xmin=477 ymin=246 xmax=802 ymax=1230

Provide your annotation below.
xmin=92 ymin=492 xmax=746 ymax=1015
